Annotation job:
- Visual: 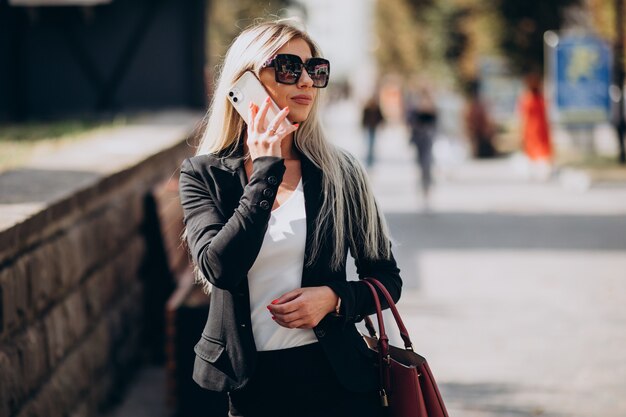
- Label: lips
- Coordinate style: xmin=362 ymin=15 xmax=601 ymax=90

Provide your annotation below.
xmin=291 ymin=95 xmax=313 ymax=105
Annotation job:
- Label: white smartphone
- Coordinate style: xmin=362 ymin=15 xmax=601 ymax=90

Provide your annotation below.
xmin=227 ymin=71 xmax=293 ymax=132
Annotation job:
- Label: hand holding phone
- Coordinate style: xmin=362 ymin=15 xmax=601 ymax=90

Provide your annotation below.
xmin=227 ymin=71 xmax=298 ymax=159
xmin=246 ymin=98 xmax=298 ymax=159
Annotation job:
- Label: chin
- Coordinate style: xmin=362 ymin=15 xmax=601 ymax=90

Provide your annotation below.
xmin=290 ymin=112 xmax=310 ymax=124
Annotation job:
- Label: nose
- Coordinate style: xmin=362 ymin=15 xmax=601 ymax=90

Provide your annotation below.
xmin=297 ymin=69 xmax=314 ymax=88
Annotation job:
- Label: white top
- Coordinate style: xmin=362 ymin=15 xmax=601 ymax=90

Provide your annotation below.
xmin=247 ymin=179 xmax=317 ymax=351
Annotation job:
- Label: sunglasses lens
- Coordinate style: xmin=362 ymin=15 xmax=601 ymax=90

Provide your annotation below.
xmin=275 ymin=55 xmax=302 ymax=85
xmin=306 ymin=59 xmax=330 ymax=88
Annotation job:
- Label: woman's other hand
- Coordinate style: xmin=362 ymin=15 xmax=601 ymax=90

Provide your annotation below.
xmin=247 ymin=97 xmax=299 ymax=160
xmin=267 ymin=286 xmax=339 ymax=329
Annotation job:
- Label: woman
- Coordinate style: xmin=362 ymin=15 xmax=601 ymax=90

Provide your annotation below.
xmin=407 ymin=86 xmax=438 ymax=208
xmin=518 ymin=72 xmax=553 ymax=180
xmin=361 ymin=96 xmax=384 ymax=168
xmin=179 ymin=20 xmax=402 ymax=417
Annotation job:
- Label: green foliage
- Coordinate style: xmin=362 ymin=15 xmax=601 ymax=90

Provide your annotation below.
xmin=444 ymin=8 xmax=470 ymax=63
xmin=374 ymin=0 xmax=451 ymax=80
xmin=374 ymin=0 xmax=586 ymax=84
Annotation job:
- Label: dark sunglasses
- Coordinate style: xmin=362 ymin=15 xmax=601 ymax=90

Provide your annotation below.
xmin=261 ymin=53 xmax=330 ymax=88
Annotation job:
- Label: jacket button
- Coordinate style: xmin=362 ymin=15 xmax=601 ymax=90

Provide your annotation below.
xmin=267 ymin=176 xmax=278 ymax=185
xmin=314 ymin=328 xmax=326 ymax=338
xmin=240 ymin=323 xmax=246 ymax=328
xmin=263 ymin=188 xmax=274 ymax=198
xmin=259 ymin=200 xmax=270 ymax=210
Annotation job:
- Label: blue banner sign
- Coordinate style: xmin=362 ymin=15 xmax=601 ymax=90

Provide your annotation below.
xmin=552 ymin=34 xmax=612 ymax=124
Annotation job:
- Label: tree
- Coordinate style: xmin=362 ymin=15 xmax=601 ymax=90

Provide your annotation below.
xmin=496 ymin=0 xmax=583 ymax=73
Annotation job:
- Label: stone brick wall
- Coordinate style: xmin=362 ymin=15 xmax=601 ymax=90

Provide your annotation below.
xmin=0 ymin=112 xmax=199 ymax=417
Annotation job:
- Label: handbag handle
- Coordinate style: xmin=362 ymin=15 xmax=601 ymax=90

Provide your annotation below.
xmin=363 ymin=278 xmax=414 ymax=351
xmin=361 ymin=279 xmax=392 ymax=406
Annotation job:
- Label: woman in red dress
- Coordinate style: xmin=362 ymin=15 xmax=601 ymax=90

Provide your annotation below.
xmin=518 ymin=73 xmax=553 ymax=179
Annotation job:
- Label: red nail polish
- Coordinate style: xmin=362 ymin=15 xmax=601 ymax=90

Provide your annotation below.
xmin=271 ymin=317 xmax=275 ymax=320
xmin=294 ymin=123 xmax=299 ymax=128
xmin=265 ymin=96 xmax=271 ymax=102
xmin=271 ymin=299 xmax=279 ymax=304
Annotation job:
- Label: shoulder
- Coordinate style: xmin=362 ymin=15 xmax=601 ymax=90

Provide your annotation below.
xmin=182 ymin=152 xmax=242 ymax=175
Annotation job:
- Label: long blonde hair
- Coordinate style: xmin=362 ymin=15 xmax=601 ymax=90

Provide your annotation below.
xmin=190 ymin=20 xmax=391 ymax=289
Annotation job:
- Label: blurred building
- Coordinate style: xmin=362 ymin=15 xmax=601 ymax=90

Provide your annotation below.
xmin=291 ymin=0 xmax=378 ymax=101
xmin=0 ymin=0 xmax=207 ymax=121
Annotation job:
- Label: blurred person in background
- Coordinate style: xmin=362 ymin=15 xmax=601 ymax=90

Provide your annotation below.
xmin=464 ymin=80 xmax=496 ymax=159
xmin=518 ymin=72 xmax=553 ymax=180
xmin=361 ymin=96 xmax=385 ymax=168
xmin=179 ymin=20 xmax=402 ymax=417
xmin=407 ymin=85 xmax=438 ymax=210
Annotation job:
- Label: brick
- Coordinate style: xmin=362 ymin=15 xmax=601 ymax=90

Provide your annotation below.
xmin=75 ymin=218 xmax=102 ymax=276
xmin=14 ymin=324 xmax=49 ymax=397
xmin=56 ymin=227 xmax=87 ymax=288
xmin=43 ymin=303 xmax=69 ymax=368
xmin=63 ymin=291 xmax=88 ymax=342
xmin=50 ymin=350 xmax=89 ymax=410
xmin=26 ymin=247 xmax=57 ymax=314
xmin=0 ymin=267 xmax=17 ymax=337
xmin=0 ymin=259 xmax=31 ymax=338
xmin=84 ymin=320 xmax=111 ymax=377
xmin=0 ymin=346 xmax=24 ymax=417
xmin=12 ymin=258 xmax=30 ymax=323
xmin=83 ymin=264 xmax=118 ymax=320
xmin=42 ymin=243 xmax=63 ymax=295
xmin=116 ymin=236 xmax=146 ymax=288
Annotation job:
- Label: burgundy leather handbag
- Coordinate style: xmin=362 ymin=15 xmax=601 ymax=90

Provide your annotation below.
xmin=362 ymin=278 xmax=449 ymax=417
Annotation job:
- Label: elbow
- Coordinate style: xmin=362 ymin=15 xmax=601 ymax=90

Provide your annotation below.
xmin=197 ymin=247 xmax=243 ymax=292
xmin=392 ymin=280 xmax=402 ymax=304
xmin=387 ymin=272 xmax=403 ymax=304
xmin=392 ymin=271 xmax=402 ymax=303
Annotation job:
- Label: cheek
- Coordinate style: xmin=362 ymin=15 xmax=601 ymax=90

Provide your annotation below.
xmin=274 ymin=94 xmax=290 ymax=109
xmin=269 ymin=89 xmax=289 ymax=109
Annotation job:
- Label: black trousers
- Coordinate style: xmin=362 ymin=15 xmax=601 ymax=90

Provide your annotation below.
xmin=228 ymin=342 xmax=384 ymax=417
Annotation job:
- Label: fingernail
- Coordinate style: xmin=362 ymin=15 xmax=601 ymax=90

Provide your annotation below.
xmin=294 ymin=123 xmax=299 ymax=128
xmin=285 ymin=107 xmax=290 ymax=113
xmin=267 ymin=306 xmax=271 ymax=310
xmin=271 ymin=299 xmax=279 ymax=304
xmin=271 ymin=316 xmax=276 ymax=320
xmin=265 ymin=96 xmax=271 ymax=103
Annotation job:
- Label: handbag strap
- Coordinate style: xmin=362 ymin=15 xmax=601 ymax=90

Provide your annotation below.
xmin=361 ymin=279 xmax=391 ymax=407
xmin=363 ymin=278 xmax=414 ymax=350
xmin=364 ymin=315 xmax=378 ymax=339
